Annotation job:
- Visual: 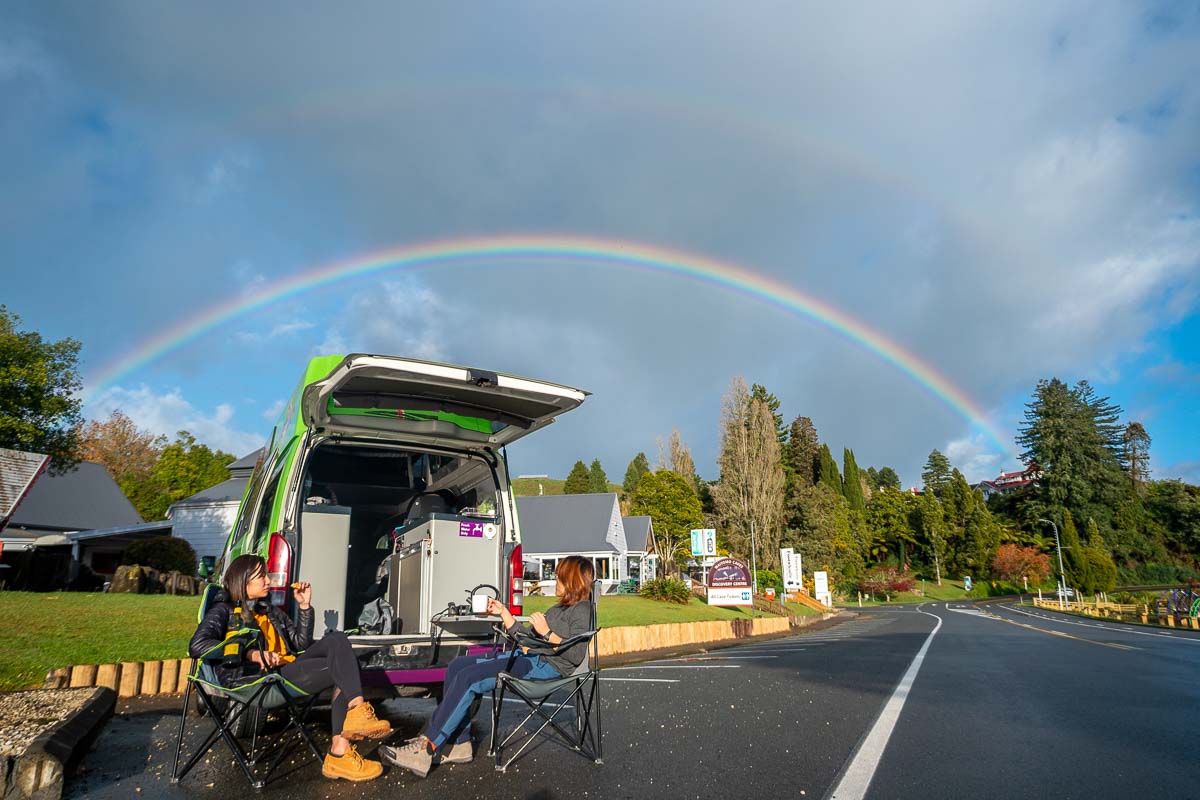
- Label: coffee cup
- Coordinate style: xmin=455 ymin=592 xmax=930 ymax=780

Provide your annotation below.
xmin=471 ymin=594 xmax=490 ymax=614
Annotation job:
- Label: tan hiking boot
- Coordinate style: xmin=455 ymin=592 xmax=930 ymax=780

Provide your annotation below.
xmin=341 ymin=702 xmax=392 ymax=740
xmin=322 ymin=745 xmax=383 ymax=782
xmin=439 ymin=739 xmax=473 ymax=764
xmin=378 ymin=738 xmax=434 ymax=778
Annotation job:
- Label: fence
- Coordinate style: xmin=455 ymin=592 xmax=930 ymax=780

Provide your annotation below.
xmin=1031 ymin=597 xmax=1200 ymax=629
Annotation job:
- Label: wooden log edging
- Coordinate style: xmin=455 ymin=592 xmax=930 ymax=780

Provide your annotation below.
xmin=43 ymin=613 xmax=839 ymax=695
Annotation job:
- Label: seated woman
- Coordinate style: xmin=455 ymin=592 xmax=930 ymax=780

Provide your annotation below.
xmin=379 ymin=555 xmax=596 ymax=777
xmin=189 ymin=554 xmax=393 ymax=783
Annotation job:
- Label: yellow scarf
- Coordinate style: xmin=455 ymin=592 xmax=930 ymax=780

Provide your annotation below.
xmin=253 ymin=611 xmax=297 ymax=664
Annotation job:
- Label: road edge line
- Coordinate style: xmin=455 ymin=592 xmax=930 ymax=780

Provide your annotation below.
xmin=826 ymin=604 xmax=943 ymax=800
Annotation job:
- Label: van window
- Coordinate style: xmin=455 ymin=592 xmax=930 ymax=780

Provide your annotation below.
xmin=249 ymin=456 xmax=289 ymax=553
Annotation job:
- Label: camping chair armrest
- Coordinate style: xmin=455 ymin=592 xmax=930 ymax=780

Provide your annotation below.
xmin=495 ymin=625 xmax=598 ymax=657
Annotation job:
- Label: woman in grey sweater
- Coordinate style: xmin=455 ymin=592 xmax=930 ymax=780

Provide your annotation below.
xmin=380 ymin=555 xmax=596 ymax=777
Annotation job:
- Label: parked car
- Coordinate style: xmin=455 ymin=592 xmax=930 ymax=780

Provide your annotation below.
xmin=219 ymin=353 xmax=587 ymax=697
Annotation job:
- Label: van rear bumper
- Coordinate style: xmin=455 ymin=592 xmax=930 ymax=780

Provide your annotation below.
xmin=359 ymin=642 xmax=496 ymax=688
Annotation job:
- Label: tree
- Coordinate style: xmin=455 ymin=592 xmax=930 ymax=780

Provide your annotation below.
xmin=867 ymin=487 xmax=917 ymax=566
xmin=75 ymin=410 xmax=167 ymax=519
xmin=921 ymin=449 xmax=952 ymax=494
xmin=0 ymin=306 xmax=83 ymax=471
xmin=712 ymin=377 xmax=786 ymax=569
xmin=563 ymin=460 xmax=591 ymax=494
xmin=630 ymin=470 xmax=704 ymax=575
xmin=623 ymin=452 xmax=651 ymax=497
xmin=135 ymin=431 xmax=236 ymax=521
xmin=588 ymin=459 xmax=609 ymax=493
xmin=842 ymin=449 xmax=867 ymax=513
xmin=667 ymin=428 xmax=698 ymax=491
xmin=990 ymin=544 xmax=1051 ymax=584
xmin=877 ymin=467 xmax=902 ymax=491
xmin=919 ymin=491 xmax=948 ymax=585
xmin=1123 ymin=422 xmax=1151 ymax=491
xmin=817 ymin=443 xmax=842 ymax=494
xmin=782 ymin=416 xmax=819 ymax=488
xmin=865 ymin=467 xmax=880 ymax=492
xmin=750 ymin=383 xmax=786 ymax=444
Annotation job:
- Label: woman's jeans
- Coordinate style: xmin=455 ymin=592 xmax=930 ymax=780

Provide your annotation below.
xmin=424 ymin=652 xmax=559 ymax=747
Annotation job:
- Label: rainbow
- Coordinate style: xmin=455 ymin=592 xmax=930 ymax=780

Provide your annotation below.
xmin=83 ymin=234 xmax=1013 ymax=455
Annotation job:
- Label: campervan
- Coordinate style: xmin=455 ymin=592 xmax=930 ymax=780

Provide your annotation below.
xmin=220 ymin=354 xmax=587 ymax=696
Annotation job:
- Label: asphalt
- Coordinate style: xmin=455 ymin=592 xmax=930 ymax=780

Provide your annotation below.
xmin=62 ymin=604 xmax=1200 ymax=799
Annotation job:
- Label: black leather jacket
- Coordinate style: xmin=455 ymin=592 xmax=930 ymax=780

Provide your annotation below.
xmin=189 ymin=589 xmax=315 ymax=686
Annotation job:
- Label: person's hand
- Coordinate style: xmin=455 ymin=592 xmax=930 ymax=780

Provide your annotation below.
xmin=292 ymin=581 xmax=312 ymax=610
xmin=529 ymin=611 xmax=550 ymax=637
xmin=249 ymin=650 xmax=283 ymax=668
xmin=486 ymin=597 xmax=515 ymax=627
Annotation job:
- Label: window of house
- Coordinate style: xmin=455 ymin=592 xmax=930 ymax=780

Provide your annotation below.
xmin=540 ymin=558 xmax=557 ymax=580
xmin=592 ymin=557 xmax=611 ymax=581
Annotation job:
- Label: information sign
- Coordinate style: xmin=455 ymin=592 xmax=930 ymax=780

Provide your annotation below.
xmin=690 ymin=528 xmax=717 ymax=557
xmin=706 ymin=557 xmax=752 ymax=606
xmin=814 ymin=570 xmax=832 ymax=607
xmin=780 ymin=548 xmax=803 ymax=589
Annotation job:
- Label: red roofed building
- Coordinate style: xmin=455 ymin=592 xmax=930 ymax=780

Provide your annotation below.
xmin=976 ymin=465 xmax=1042 ymax=500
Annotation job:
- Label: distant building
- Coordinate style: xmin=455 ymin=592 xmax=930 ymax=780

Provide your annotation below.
xmin=975 ymin=465 xmax=1042 ymax=500
xmin=516 ymin=493 xmax=657 ymax=593
xmin=168 ymin=448 xmax=262 ymax=565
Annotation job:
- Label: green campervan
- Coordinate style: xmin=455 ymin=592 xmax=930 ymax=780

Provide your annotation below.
xmin=220 ymin=353 xmax=587 ymax=694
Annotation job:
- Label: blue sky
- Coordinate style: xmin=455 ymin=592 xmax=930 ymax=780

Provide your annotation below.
xmin=2 ymin=2 xmax=1198 ymax=487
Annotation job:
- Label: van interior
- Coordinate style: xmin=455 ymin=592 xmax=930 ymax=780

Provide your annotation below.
xmin=297 ymin=441 xmax=502 ymax=632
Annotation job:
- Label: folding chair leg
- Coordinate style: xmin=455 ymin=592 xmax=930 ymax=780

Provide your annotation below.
xmin=170 ymin=679 xmax=195 ymax=782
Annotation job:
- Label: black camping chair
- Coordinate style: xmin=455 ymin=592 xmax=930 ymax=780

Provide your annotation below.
xmin=171 ymin=584 xmax=324 ymax=790
xmin=487 ymin=581 xmax=602 ymax=772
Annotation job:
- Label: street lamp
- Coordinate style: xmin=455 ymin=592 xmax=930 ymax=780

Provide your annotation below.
xmin=1038 ymin=518 xmax=1068 ymax=610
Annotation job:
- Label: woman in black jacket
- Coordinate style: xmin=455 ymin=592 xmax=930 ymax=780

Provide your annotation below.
xmin=189 ymin=554 xmax=391 ymax=782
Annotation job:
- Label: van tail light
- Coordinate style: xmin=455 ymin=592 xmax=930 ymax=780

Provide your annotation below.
xmin=508 ymin=544 xmax=523 ymax=616
xmin=266 ymin=533 xmax=292 ymax=607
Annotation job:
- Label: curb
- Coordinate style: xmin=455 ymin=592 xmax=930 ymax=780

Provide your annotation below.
xmin=42 ymin=659 xmax=193 ymax=698
xmin=3 ymin=687 xmax=115 ymax=800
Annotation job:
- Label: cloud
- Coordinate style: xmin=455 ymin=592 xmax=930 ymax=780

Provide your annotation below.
xmin=944 ymin=435 xmax=1006 ymax=484
xmin=316 ymin=280 xmax=448 ymax=362
xmin=86 ymin=385 xmax=266 ymax=457
xmin=261 ymin=398 xmax=285 ymax=421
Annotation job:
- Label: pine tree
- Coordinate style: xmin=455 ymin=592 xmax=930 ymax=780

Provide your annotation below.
xmin=563 ymin=460 xmax=591 ymax=494
xmin=877 ymin=467 xmax=902 ymax=491
xmin=588 ymin=459 xmax=609 ymax=493
xmin=817 ymin=444 xmax=842 ymax=494
xmin=865 ymin=467 xmax=880 ymax=492
xmin=842 ymin=449 xmax=866 ymax=513
xmin=1122 ymin=422 xmax=1151 ymax=491
xmin=782 ymin=416 xmax=819 ymax=487
xmin=750 ymin=383 xmax=787 ymax=444
xmin=921 ymin=449 xmax=952 ymax=494
xmin=1059 ymin=509 xmax=1089 ymax=591
xmin=623 ymin=452 xmax=651 ymax=496
xmin=919 ymin=491 xmax=947 ymax=585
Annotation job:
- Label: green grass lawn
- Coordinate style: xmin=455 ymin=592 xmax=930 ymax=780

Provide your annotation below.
xmin=783 ymin=601 xmax=822 ymax=616
xmin=838 ymin=579 xmax=970 ymax=607
xmin=0 ymin=592 xmax=201 ymax=692
xmin=523 ymin=595 xmax=775 ymax=626
xmin=0 ymin=591 xmax=778 ymax=691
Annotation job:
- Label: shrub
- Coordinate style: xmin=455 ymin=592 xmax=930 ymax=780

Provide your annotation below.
xmin=121 ymin=537 xmax=198 ymax=575
xmin=754 ymin=569 xmax=782 ymax=595
xmin=639 ymin=577 xmax=691 ymax=604
xmin=858 ymin=567 xmax=916 ymax=600
xmin=991 ymin=544 xmax=1052 ymax=584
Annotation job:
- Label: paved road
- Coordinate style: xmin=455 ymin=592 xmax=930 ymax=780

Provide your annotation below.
xmin=67 ymin=604 xmax=1200 ymax=799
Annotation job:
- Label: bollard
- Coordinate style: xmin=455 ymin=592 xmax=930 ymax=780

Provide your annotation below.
xmin=69 ymin=664 xmax=98 ymax=688
xmin=95 ymin=664 xmax=120 ymax=691
xmin=160 ymin=660 xmax=180 ymax=695
xmin=118 ymin=662 xmax=143 ymax=698
xmin=142 ymin=660 xmax=162 ymax=695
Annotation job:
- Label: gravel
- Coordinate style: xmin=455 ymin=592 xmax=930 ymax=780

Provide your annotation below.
xmin=0 ymin=688 xmax=94 ymax=757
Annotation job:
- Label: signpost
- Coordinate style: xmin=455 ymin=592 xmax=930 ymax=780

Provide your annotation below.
xmin=780 ymin=548 xmax=803 ymax=590
xmin=813 ymin=570 xmax=832 ymax=608
xmin=706 ymin=557 xmax=753 ymax=607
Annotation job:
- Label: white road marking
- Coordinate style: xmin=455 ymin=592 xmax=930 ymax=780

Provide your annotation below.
xmin=601 ymin=677 xmax=680 ymax=683
xmin=829 ymin=604 xmax=943 ymax=800
xmin=998 ymin=604 xmax=1200 ymax=645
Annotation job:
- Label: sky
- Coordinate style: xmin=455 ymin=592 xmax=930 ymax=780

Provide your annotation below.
xmin=2 ymin=2 xmax=1199 ymax=488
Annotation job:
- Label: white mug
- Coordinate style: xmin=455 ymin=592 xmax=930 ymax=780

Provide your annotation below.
xmin=471 ymin=594 xmax=490 ymax=614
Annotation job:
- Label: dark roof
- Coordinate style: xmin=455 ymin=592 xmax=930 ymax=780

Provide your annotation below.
xmin=0 ymin=448 xmax=50 ymax=522
xmin=172 ymin=477 xmax=250 ymax=508
xmin=621 ymin=515 xmax=654 ymax=552
xmin=516 ymin=493 xmax=626 ymax=555
xmin=228 ymin=449 xmax=263 ymax=478
xmin=9 ymin=461 xmax=142 ymax=532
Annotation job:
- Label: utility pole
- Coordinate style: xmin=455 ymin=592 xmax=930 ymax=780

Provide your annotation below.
xmin=1038 ymin=518 xmax=1067 ymax=610
xmin=750 ymin=519 xmax=758 ymax=619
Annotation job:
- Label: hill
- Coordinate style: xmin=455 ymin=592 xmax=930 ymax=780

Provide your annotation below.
xmin=511 ymin=477 xmax=622 ymax=497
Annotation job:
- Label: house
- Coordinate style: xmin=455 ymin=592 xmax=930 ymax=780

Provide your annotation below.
xmin=976 ymin=465 xmax=1042 ymax=501
xmin=167 ymin=448 xmax=262 ymax=568
xmin=620 ymin=515 xmax=659 ymax=584
xmin=0 ymin=458 xmax=166 ymax=590
xmin=515 ymin=493 xmax=634 ymax=593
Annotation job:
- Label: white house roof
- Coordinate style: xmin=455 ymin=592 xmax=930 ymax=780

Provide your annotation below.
xmin=0 ymin=448 xmax=50 ymax=525
xmin=516 ymin=493 xmax=627 ymax=555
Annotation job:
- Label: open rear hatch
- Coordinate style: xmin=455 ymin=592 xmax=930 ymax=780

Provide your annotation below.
xmin=301 ymin=354 xmax=588 ymax=448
